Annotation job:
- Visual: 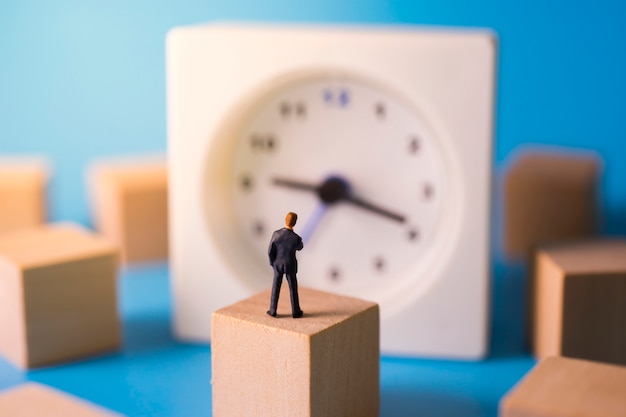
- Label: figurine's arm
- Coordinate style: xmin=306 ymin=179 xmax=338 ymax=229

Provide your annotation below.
xmin=268 ymin=236 xmax=277 ymax=266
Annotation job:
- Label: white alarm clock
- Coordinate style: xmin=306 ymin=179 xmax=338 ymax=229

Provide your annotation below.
xmin=167 ymin=24 xmax=495 ymax=358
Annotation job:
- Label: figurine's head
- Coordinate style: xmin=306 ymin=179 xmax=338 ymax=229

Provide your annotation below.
xmin=285 ymin=212 xmax=298 ymax=230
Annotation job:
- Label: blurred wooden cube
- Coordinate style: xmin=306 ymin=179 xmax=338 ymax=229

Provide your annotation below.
xmin=500 ymin=356 xmax=626 ymax=417
xmin=0 ymin=158 xmax=48 ymax=234
xmin=531 ymin=239 xmax=626 ymax=365
xmin=0 ymin=383 xmax=122 ymax=416
xmin=89 ymin=158 xmax=168 ymax=263
xmin=212 ymin=287 xmax=379 ymax=417
xmin=0 ymin=223 xmax=121 ymax=369
xmin=504 ymin=150 xmax=600 ymax=258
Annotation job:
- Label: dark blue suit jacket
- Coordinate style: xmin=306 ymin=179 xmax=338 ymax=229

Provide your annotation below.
xmin=268 ymin=228 xmax=303 ymax=274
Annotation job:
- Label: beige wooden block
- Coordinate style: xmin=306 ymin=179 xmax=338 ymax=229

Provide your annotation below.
xmin=500 ymin=356 xmax=626 ymax=417
xmin=504 ymin=149 xmax=600 ymax=258
xmin=212 ymin=287 xmax=379 ymax=417
xmin=89 ymin=158 xmax=168 ymax=263
xmin=0 ymin=223 xmax=121 ymax=368
xmin=531 ymin=239 xmax=626 ymax=365
xmin=0 ymin=383 xmax=122 ymax=416
xmin=0 ymin=159 xmax=48 ymax=234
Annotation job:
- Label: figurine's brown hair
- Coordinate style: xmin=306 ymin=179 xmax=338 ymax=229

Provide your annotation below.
xmin=285 ymin=212 xmax=298 ymax=229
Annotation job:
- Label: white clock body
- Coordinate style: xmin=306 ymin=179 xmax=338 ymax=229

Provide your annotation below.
xmin=166 ymin=24 xmax=496 ymax=359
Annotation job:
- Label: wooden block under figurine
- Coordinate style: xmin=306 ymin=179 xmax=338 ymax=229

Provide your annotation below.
xmin=500 ymin=356 xmax=626 ymax=417
xmin=88 ymin=157 xmax=168 ymax=263
xmin=0 ymin=158 xmax=48 ymax=234
xmin=504 ymin=149 xmax=600 ymax=258
xmin=0 ymin=223 xmax=121 ymax=369
xmin=0 ymin=383 xmax=122 ymax=416
xmin=531 ymin=239 xmax=626 ymax=365
xmin=212 ymin=287 xmax=379 ymax=417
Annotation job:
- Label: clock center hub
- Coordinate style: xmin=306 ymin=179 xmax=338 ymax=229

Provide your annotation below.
xmin=317 ymin=176 xmax=350 ymax=205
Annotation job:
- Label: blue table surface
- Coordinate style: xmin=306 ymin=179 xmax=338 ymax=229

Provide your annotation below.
xmin=0 ymin=261 xmax=535 ymax=417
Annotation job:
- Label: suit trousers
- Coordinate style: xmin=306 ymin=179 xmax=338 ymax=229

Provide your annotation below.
xmin=269 ymin=264 xmax=302 ymax=316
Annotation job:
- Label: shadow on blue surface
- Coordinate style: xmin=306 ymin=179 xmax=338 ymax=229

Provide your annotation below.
xmin=119 ymin=263 xmax=177 ymax=355
xmin=123 ymin=314 xmax=176 ymax=355
xmin=381 ymin=388 xmax=484 ymax=417
xmin=489 ymin=259 xmax=529 ymax=359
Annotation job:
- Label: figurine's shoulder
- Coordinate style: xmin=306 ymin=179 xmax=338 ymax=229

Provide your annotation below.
xmin=271 ymin=228 xmax=288 ymax=239
xmin=272 ymin=228 xmax=301 ymax=241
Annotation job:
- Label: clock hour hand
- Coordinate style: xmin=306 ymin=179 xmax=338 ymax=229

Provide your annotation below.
xmin=272 ymin=176 xmax=406 ymax=224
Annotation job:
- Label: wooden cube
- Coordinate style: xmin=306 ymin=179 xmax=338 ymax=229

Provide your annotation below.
xmin=504 ymin=150 xmax=600 ymax=258
xmin=0 ymin=383 xmax=122 ymax=416
xmin=0 ymin=159 xmax=48 ymax=234
xmin=0 ymin=224 xmax=121 ymax=368
xmin=531 ymin=239 xmax=626 ymax=365
xmin=212 ymin=287 xmax=379 ymax=417
xmin=500 ymin=356 xmax=626 ymax=417
xmin=89 ymin=158 xmax=168 ymax=263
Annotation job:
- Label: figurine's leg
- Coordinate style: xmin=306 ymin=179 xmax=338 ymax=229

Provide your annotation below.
xmin=268 ymin=266 xmax=283 ymax=316
xmin=286 ymin=272 xmax=303 ymax=318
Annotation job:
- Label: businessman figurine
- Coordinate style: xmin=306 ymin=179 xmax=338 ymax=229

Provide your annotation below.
xmin=267 ymin=212 xmax=304 ymax=318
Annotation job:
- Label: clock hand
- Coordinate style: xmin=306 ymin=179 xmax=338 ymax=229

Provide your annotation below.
xmin=344 ymin=194 xmax=406 ymax=223
xmin=272 ymin=178 xmax=317 ymax=192
xmin=273 ymin=176 xmax=406 ymax=224
xmin=272 ymin=178 xmax=329 ymax=243
xmin=300 ymin=204 xmax=329 ymax=243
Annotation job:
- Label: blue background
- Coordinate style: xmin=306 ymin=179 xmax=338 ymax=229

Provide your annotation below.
xmin=0 ymin=1 xmax=624 ymax=416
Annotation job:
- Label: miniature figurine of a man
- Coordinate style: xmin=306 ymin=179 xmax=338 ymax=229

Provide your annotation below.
xmin=267 ymin=212 xmax=304 ymax=318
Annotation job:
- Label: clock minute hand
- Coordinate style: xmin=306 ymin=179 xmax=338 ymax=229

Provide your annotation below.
xmin=273 ymin=175 xmax=406 ymax=224
xmin=272 ymin=177 xmax=318 ymax=192
xmin=345 ymin=194 xmax=406 ymax=224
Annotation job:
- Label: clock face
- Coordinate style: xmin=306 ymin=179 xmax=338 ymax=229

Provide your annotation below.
xmin=206 ymin=73 xmax=452 ymax=305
